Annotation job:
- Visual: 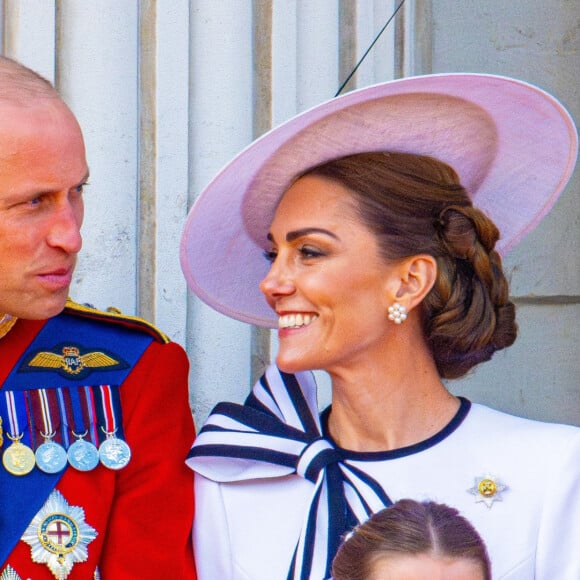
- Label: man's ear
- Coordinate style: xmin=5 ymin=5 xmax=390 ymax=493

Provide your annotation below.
xmin=392 ymin=254 xmax=437 ymax=311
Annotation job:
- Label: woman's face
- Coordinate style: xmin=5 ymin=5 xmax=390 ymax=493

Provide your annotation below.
xmin=368 ymin=553 xmax=486 ymax=580
xmin=260 ymin=174 xmax=399 ymax=374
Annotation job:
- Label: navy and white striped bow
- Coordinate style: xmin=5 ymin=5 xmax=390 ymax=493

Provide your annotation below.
xmin=187 ymin=364 xmax=391 ymax=580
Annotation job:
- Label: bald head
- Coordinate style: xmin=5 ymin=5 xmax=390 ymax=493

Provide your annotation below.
xmin=0 ymin=55 xmax=60 ymax=105
xmin=0 ymin=56 xmax=87 ymax=321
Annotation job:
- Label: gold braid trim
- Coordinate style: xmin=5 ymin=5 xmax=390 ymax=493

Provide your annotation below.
xmin=64 ymin=298 xmax=170 ymax=343
xmin=0 ymin=314 xmax=17 ymax=340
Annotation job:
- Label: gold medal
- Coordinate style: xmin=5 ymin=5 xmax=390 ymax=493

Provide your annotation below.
xmin=2 ymin=434 xmax=35 ymax=476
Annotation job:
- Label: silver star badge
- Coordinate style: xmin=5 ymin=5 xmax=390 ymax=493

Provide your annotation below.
xmin=21 ymin=489 xmax=97 ymax=579
xmin=0 ymin=565 xmax=22 ymax=580
xmin=468 ymin=473 xmax=507 ymax=508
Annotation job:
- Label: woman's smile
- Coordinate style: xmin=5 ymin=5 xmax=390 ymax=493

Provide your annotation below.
xmin=260 ymin=174 xmax=398 ymax=373
xmin=277 ymin=312 xmax=319 ymax=329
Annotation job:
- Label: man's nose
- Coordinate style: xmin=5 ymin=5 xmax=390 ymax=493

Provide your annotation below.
xmin=46 ymin=201 xmax=83 ymax=253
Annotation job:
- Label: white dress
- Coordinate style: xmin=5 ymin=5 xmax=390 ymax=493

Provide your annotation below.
xmin=189 ymin=365 xmax=580 ymax=580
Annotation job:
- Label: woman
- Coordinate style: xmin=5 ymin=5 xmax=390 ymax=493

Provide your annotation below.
xmin=181 ymin=74 xmax=579 ymax=579
xmin=332 ymin=499 xmax=491 ymax=580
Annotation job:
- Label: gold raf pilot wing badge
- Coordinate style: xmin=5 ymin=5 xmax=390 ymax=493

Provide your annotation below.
xmin=21 ymin=344 xmax=128 ymax=379
xmin=27 ymin=346 xmax=120 ymax=376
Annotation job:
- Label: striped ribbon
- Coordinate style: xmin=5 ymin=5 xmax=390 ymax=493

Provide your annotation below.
xmin=2 ymin=391 xmax=33 ymax=447
xmin=29 ymin=388 xmax=62 ymax=444
xmin=187 ymin=365 xmax=391 ymax=580
xmin=36 ymin=389 xmax=56 ymax=436
xmin=95 ymin=385 xmax=125 ymax=440
xmin=55 ymin=388 xmax=72 ymax=449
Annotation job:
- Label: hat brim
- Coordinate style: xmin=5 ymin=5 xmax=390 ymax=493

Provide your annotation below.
xmin=180 ymin=73 xmax=578 ymax=328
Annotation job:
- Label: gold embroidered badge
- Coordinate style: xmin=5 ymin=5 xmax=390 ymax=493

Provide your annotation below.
xmin=21 ymin=344 xmax=128 ymax=379
xmin=27 ymin=346 xmax=120 ymax=375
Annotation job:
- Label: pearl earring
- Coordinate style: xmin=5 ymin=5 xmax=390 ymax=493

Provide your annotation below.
xmin=388 ymin=302 xmax=407 ymax=324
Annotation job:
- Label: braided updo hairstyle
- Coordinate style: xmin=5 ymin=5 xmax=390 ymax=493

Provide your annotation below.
xmin=304 ymin=152 xmax=517 ymax=379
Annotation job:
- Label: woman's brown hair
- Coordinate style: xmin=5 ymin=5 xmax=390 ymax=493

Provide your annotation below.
xmin=332 ymin=499 xmax=491 ymax=580
xmin=305 ymin=152 xmax=517 ymax=379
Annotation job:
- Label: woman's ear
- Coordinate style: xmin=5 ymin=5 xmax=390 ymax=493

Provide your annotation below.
xmin=393 ymin=254 xmax=437 ymax=311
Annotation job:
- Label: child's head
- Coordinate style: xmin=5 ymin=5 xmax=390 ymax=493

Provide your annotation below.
xmin=332 ymin=499 xmax=491 ymax=580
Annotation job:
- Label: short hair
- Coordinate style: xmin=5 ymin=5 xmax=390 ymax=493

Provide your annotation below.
xmin=332 ymin=499 xmax=491 ymax=580
xmin=0 ymin=55 xmax=59 ymax=104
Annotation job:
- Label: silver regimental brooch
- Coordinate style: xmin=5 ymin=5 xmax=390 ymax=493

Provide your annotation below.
xmin=468 ymin=473 xmax=507 ymax=508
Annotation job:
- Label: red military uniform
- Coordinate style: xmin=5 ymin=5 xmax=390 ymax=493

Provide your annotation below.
xmin=0 ymin=300 xmax=196 ymax=579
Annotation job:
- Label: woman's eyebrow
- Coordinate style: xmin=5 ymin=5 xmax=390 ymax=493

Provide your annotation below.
xmin=267 ymin=228 xmax=339 ymax=243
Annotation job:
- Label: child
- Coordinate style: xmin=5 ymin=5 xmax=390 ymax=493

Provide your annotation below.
xmin=332 ymin=499 xmax=491 ymax=580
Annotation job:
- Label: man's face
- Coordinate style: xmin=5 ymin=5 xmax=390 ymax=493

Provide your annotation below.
xmin=0 ymin=99 xmax=89 ymax=320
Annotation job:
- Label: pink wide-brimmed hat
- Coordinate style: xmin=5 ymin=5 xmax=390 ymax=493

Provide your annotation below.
xmin=180 ymin=73 xmax=578 ymax=328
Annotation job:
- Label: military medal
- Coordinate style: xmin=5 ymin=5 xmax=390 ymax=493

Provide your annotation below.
xmin=67 ymin=433 xmax=99 ymax=471
xmin=99 ymin=430 xmax=131 ymax=470
xmin=1 ymin=391 xmax=35 ymax=475
xmin=21 ymin=489 xmax=97 ymax=579
xmin=2 ymin=433 xmax=36 ymax=476
xmin=31 ymin=389 xmax=68 ymax=473
xmin=36 ymin=436 xmax=68 ymax=474
xmin=468 ymin=473 xmax=507 ymax=508
xmin=65 ymin=386 xmax=100 ymax=471
xmin=96 ymin=385 xmax=131 ymax=470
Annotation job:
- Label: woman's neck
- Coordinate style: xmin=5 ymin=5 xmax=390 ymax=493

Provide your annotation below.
xmin=326 ymin=351 xmax=460 ymax=452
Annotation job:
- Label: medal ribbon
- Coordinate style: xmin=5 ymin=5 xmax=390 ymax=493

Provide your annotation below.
xmin=29 ymin=388 xmax=62 ymax=444
xmin=56 ymin=387 xmax=72 ymax=448
xmin=81 ymin=386 xmax=100 ymax=445
xmin=1 ymin=390 xmax=33 ymax=448
xmin=95 ymin=385 xmax=125 ymax=440
xmin=67 ymin=386 xmax=98 ymax=445
xmin=187 ymin=365 xmax=392 ymax=580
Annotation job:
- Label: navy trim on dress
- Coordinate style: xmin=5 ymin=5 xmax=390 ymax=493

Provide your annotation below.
xmin=320 ymin=397 xmax=471 ymax=461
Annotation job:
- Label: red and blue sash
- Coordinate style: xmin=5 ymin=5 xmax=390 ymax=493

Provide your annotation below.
xmin=0 ymin=311 xmax=153 ymax=566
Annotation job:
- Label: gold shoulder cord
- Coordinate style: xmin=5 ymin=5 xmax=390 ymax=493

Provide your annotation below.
xmin=0 ymin=314 xmax=17 ymax=340
xmin=0 ymin=315 xmax=17 ymax=448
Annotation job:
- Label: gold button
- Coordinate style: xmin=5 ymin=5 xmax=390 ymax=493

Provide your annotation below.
xmin=478 ymin=478 xmax=497 ymax=496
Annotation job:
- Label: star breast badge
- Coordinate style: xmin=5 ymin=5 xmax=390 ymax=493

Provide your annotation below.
xmin=21 ymin=489 xmax=97 ymax=579
xmin=0 ymin=565 xmax=22 ymax=580
xmin=468 ymin=474 xmax=507 ymax=508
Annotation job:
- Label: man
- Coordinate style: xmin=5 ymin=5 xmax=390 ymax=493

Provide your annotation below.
xmin=0 ymin=56 xmax=196 ymax=578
